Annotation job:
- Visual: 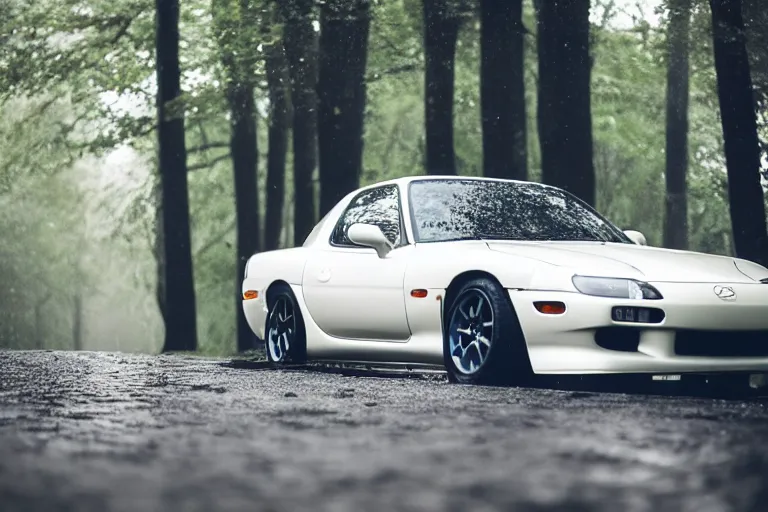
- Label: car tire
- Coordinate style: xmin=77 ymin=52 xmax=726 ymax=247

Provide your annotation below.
xmin=442 ymin=277 xmax=533 ymax=386
xmin=265 ymin=283 xmax=307 ymax=365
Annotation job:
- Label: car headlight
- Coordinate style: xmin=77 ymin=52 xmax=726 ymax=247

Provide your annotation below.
xmin=571 ymin=275 xmax=663 ymax=300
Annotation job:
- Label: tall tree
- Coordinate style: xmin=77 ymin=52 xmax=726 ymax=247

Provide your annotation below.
xmin=663 ymin=0 xmax=692 ymax=250
xmin=34 ymin=297 xmax=49 ymax=350
xmin=480 ymin=0 xmax=527 ymax=181
xmin=264 ymin=36 xmax=291 ymax=252
xmin=317 ymin=0 xmax=372 ymax=216
xmin=155 ymin=0 xmax=198 ymax=352
xmin=710 ymin=0 xmax=768 ymax=266
xmin=423 ymin=0 xmax=461 ymax=175
xmin=280 ymin=0 xmax=318 ymax=246
xmin=536 ymin=0 xmax=595 ymax=206
xmin=212 ymin=0 xmax=261 ymax=353
xmin=72 ymin=290 xmax=83 ymax=350
xmin=72 ymin=230 xmax=86 ymax=351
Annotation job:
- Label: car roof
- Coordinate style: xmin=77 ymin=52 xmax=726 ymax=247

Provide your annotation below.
xmin=360 ymin=175 xmax=557 ymax=192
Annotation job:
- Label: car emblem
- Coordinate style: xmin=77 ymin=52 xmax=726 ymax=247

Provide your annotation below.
xmin=713 ymin=285 xmax=736 ymax=301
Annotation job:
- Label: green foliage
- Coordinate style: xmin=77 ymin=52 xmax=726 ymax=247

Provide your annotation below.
xmin=1 ymin=0 xmax=155 ymax=151
xmin=211 ymin=0 xmax=266 ymax=87
xmin=363 ymin=0 xmax=424 ymax=183
xmin=589 ymin=0 xmax=733 ymax=253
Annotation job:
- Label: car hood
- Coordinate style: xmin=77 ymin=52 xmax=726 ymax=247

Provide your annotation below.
xmin=486 ymin=241 xmax=763 ymax=283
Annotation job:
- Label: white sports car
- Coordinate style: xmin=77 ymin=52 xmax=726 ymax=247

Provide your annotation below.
xmin=241 ymin=176 xmax=768 ymax=385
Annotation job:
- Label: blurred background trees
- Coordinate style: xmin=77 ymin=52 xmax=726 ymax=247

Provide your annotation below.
xmin=0 ymin=0 xmax=766 ymax=354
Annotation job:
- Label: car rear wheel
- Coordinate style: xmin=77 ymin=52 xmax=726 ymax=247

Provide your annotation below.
xmin=265 ymin=284 xmax=307 ymax=365
xmin=443 ymin=277 xmax=533 ymax=386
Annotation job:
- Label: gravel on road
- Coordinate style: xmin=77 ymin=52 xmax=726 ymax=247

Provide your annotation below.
xmin=2 ymin=350 xmax=768 ymax=512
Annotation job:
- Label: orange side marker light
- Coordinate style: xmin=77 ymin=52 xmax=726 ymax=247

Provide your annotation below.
xmin=410 ymin=289 xmax=428 ymax=298
xmin=533 ymin=301 xmax=566 ymax=315
xmin=243 ymin=290 xmax=259 ymax=300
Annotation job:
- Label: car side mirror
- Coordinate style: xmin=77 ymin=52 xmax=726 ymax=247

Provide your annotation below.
xmin=623 ymin=230 xmax=647 ymax=246
xmin=347 ymin=223 xmax=393 ymax=258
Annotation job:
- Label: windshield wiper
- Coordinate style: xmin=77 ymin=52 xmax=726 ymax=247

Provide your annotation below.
xmin=761 ymin=277 xmax=768 ymax=284
xmin=475 ymin=233 xmax=524 ymax=241
xmin=476 ymin=233 xmax=609 ymax=243
xmin=441 ymin=233 xmax=613 ymax=243
xmin=432 ymin=234 xmax=525 ymax=243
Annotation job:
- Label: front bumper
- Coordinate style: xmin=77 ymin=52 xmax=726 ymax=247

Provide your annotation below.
xmin=508 ymin=282 xmax=768 ymax=374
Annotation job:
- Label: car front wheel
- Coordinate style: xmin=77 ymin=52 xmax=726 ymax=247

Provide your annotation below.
xmin=443 ymin=277 xmax=533 ymax=386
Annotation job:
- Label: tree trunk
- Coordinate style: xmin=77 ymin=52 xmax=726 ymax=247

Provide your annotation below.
xmin=663 ymin=0 xmax=691 ymax=250
xmin=153 ymin=178 xmax=167 ymax=345
xmin=73 ymin=236 xmax=86 ymax=351
xmin=229 ymin=82 xmax=260 ymax=353
xmin=34 ymin=297 xmax=48 ymax=350
xmin=281 ymin=0 xmax=318 ymax=246
xmin=423 ymin=0 xmax=460 ymax=175
xmin=265 ymin=40 xmax=290 ymax=252
xmin=72 ymin=291 xmax=83 ymax=351
xmin=480 ymin=0 xmax=527 ymax=181
xmin=155 ymin=0 xmax=198 ymax=352
xmin=710 ymin=0 xmax=768 ymax=266
xmin=211 ymin=0 xmax=260 ymax=352
xmin=317 ymin=0 xmax=371 ymax=217
xmin=536 ymin=0 xmax=596 ymax=206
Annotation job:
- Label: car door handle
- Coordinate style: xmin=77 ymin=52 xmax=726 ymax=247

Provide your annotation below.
xmin=317 ymin=268 xmax=331 ymax=283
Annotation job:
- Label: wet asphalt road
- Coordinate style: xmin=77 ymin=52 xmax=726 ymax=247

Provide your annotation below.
xmin=3 ymin=351 xmax=768 ymax=512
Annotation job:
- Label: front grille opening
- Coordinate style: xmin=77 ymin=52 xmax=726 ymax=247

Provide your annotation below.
xmin=611 ymin=306 xmax=665 ymax=324
xmin=595 ymin=327 xmax=641 ymax=352
xmin=675 ymin=330 xmax=768 ymax=357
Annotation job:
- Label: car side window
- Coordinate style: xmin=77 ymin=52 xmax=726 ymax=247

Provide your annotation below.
xmin=330 ymin=185 xmax=403 ymax=247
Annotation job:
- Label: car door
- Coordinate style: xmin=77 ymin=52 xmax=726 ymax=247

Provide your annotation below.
xmin=301 ymin=184 xmax=413 ymax=342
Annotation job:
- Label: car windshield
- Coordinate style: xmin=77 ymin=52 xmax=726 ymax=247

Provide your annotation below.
xmin=408 ymin=179 xmax=631 ymax=244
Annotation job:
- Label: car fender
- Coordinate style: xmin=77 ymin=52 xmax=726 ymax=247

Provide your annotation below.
xmin=244 ymin=247 xmax=309 ymax=289
xmin=241 ymin=248 xmax=309 ymax=338
xmin=400 ymin=244 xmax=575 ymax=341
